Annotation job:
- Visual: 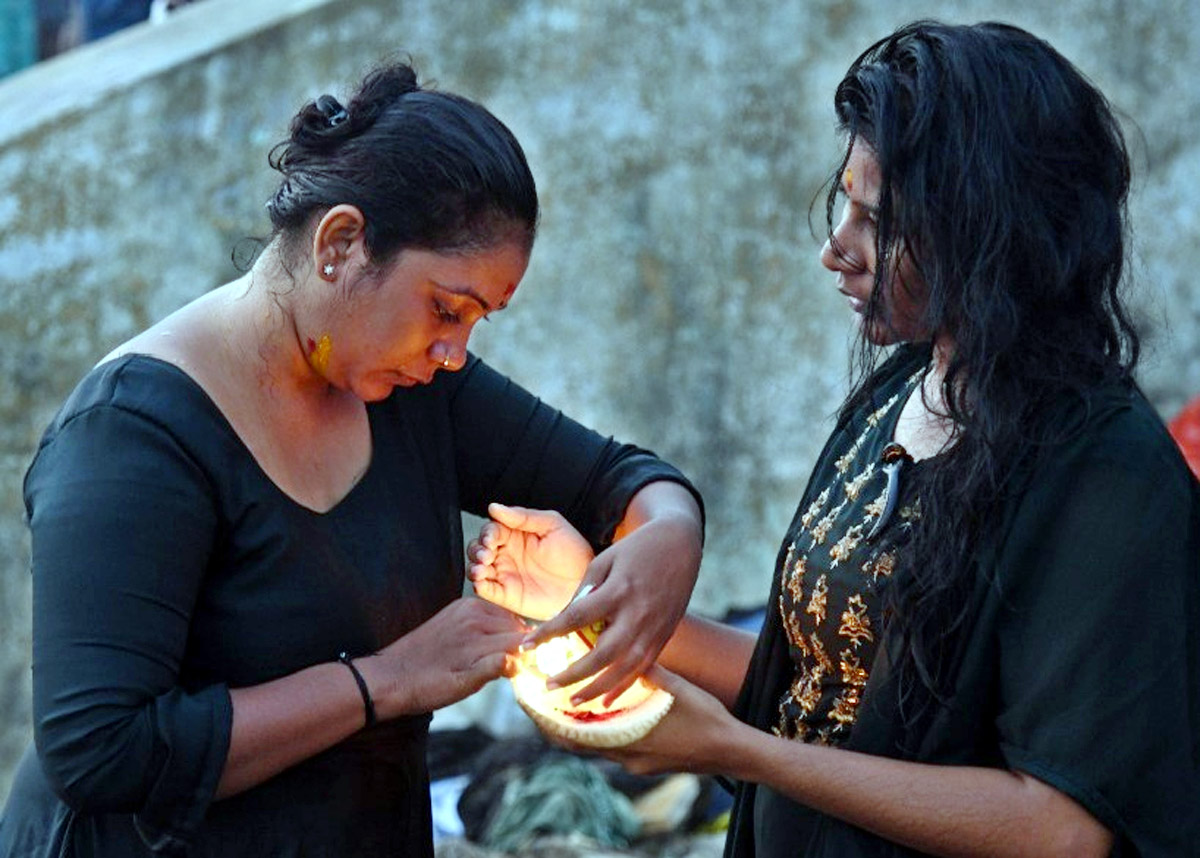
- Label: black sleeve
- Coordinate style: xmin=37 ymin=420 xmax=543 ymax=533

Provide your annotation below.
xmin=993 ymin=408 xmax=1200 ymax=855
xmin=24 ymin=402 xmax=232 ymax=854
xmin=447 ymin=356 xmax=703 ymax=551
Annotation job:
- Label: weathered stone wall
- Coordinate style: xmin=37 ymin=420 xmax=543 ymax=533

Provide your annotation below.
xmin=2 ymin=0 xmax=1197 ymax=801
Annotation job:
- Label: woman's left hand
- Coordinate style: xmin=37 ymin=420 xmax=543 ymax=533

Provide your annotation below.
xmin=556 ymin=666 xmax=738 ymax=777
xmin=468 ymin=503 xmax=595 ymax=621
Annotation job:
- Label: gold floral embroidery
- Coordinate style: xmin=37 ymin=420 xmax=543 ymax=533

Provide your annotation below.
xmin=839 ymin=650 xmax=868 ymax=687
xmin=843 ymin=462 xmax=876 ymax=502
xmin=809 ymin=500 xmax=844 ymax=547
xmin=780 ymin=539 xmax=797 ymax=573
xmin=862 ymin=551 xmax=896 ymax=582
xmin=835 ymin=378 xmax=917 ymax=475
xmin=801 ymin=488 xmax=830 ymax=529
xmin=808 ymin=631 xmax=834 ymax=673
xmin=773 ymin=718 xmax=812 ymax=742
xmin=863 ymin=484 xmax=888 ymax=520
xmin=776 ymin=661 xmax=825 ymax=736
xmin=864 ymin=401 xmax=890 ymax=428
xmin=775 ymin=368 xmax=923 ymax=746
xmin=834 ymin=450 xmax=855 ymax=474
xmin=780 ymin=594 xmax=805 ymax=652
xmin=796 ymin=666 xmax=824 ymax=714
xmin=839 ymin=594 xmax=874 ymax=647
xmin=806 ymin=575 xmax=828 ymax=625
xmin=829 ymin=524 xmax=864 ymax=568
xmin=784 ymin=555 xmax=807 ymax=603
xmin=775 ymin=692 xmax=814 ymax=740
xmin=829 ymin=687 xmax=862 ymax=725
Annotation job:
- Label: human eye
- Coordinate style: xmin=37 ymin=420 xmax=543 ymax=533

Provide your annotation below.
xmin=433 ymin=300 xmax=462 ymax=325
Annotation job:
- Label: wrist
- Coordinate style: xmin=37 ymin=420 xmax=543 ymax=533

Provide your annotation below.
xmin=641 ymin=513 xmax=704 ymax=574
xmin=351 ymin=652 xmax=407 ymax=721
xmin=337 ymin=653 xmax=377 ymax=729
xmin=722 ymin=720 xmax=778 ymax=783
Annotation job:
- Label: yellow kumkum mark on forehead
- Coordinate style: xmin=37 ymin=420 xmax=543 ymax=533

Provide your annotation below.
xmin=307 ymin=333 xmax=333 ymax=375
xmin=843 ymin=167 xmax=854 ymax=191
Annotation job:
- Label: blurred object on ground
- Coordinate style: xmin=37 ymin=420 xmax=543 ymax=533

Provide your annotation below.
xmin=481 ymin=755 xmax=640 ymax=852
xmin=435 ymin=831 xmax=726 ymax=858
xmin=630 ymin=774 xmax=702 ymax=836
xmin=428 ymin=725 xmax=728 ymax=857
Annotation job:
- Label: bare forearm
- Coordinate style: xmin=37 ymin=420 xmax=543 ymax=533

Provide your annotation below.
xmin=613 ymin=480 xmax=703 ymax=543
xmin=658 ymin=614 xmax=755 ymax=710
xmin=722 ymin=725 xmax=1112 ymax=858
xmin=217 ymin=596 xmax=519 ymax=799
xmin=217 ymin=660 xmax=369 ymax=799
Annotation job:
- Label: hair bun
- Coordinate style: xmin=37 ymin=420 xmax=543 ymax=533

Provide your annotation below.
xmin=346 ymin=62 xmax=421 ymax=130
xmin=282 ymin=94 xmax=357 ymax=163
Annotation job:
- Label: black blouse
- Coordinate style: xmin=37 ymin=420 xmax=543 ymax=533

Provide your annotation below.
xmin=728 ymin=345 xmax=1200 ymax=858
xmin=1 ymin=353 xmax=700 ymax=857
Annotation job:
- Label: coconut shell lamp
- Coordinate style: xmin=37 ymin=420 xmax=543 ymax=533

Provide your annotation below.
xmin=510 ymin=612 xmax=673 ymax=748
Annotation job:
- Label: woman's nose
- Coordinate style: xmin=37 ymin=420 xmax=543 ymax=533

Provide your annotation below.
xmin=821 ymin=230 xmax=857 ymax=272
xmin=432 ymin=340 xmax=465 ymax=371
xmin=821 ymin=218 xmax=869 ymax=275
xmin=820 ymin=236 xmax=840 ymax=271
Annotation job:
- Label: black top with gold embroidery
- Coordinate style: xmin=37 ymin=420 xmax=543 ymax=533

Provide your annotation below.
xmin=774 ymin=369 xmax=921 ymax=745
xmin=725 ymin=344 xmax=1200 ymax=858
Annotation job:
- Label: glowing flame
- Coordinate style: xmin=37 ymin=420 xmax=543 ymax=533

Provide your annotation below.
xmin=533 ymin=634 xmax=586 ymax=677
xmin=517 ymin=631 xmax=654 ymax=716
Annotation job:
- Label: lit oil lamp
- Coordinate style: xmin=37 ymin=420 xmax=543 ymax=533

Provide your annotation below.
xmin=509 ymin=601 xmax=673 ymax=748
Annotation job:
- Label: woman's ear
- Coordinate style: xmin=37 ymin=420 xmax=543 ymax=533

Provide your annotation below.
xmin=311 ymin=205 xmax=368 ymax=280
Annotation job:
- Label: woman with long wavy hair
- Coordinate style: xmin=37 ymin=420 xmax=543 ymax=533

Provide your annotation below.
xmin=473 ymin=20 xmax=1200 ymax=857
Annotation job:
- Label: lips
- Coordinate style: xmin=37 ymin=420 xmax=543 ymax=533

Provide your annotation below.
xmin=839 ymin=288 xmax=867 ymax=314
xmin=390 ymin=370 xmax=430 ymax=387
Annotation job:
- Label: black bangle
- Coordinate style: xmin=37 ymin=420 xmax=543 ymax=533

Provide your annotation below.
xmin=338 ymin=652 xmax=377 ymax=728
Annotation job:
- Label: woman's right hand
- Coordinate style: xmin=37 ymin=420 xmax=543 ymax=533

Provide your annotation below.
xmin=587 ymin=666 xmax=740 ymax=777
xmin=362 ymin=596 xmax=526 ymax=717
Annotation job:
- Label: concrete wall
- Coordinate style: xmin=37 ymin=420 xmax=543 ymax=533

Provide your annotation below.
xmin=2 ymin=0 xmax=1198 ymax=802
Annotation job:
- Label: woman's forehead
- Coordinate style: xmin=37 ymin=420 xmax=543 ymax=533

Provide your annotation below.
xmin=844 ymin=140 xmax=882 ymax=191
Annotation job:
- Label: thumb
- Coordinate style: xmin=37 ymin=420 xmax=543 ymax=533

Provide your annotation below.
xmin=487 ymin=502 xmax=560 ymax=536
xmin=643 ymin=664 xmax=683 ymax=694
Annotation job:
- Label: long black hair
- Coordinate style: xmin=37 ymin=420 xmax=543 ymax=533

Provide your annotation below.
xmin=265 ymin=60 xmax=539 ymax=269
xmin=827 ymin=21 xmax=1139 ymax=717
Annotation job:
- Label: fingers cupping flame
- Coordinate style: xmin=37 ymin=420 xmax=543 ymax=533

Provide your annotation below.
xmin=509 ymin=629 xmax=673 ymax=748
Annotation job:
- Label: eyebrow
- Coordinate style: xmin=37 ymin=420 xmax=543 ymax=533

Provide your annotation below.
xmin=840 ymin=182 xmax=880 ymax=219
xmin=435 ymin=283 xmax=493 ymax=313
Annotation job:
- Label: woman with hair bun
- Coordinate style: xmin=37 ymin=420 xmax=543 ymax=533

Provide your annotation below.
xmin=478 ymin=20 xmax=1200 ymax=857
xmin=0 ymin=60 xmax=703 ymax=857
